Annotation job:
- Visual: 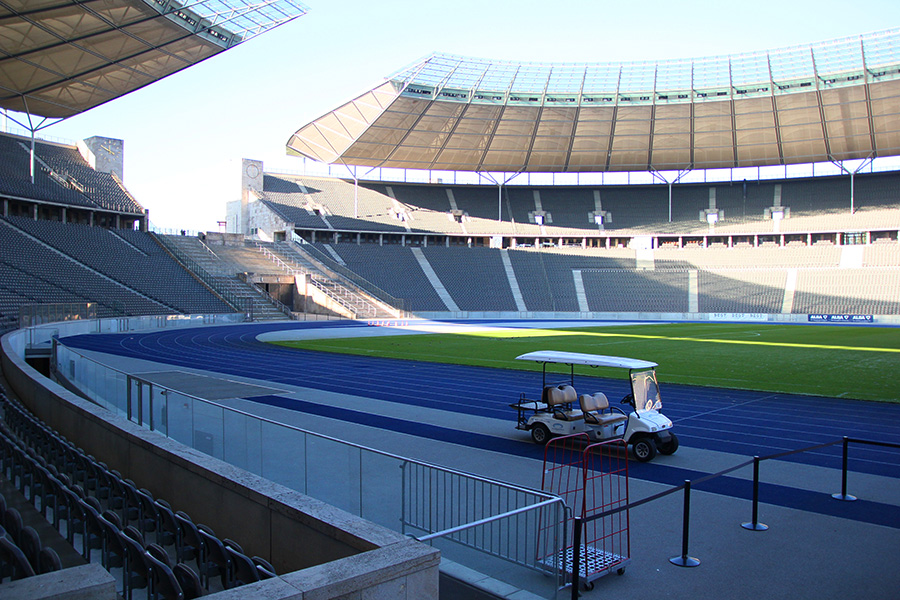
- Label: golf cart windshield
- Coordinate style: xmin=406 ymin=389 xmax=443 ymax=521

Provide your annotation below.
xmin=631 ymin=369 xmax=662 ymax=413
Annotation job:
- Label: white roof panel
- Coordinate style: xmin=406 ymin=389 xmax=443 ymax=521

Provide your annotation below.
xmin=515 ymin=351 xmax=658 ymax=370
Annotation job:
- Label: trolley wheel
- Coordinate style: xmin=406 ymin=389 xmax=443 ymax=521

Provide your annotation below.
xmin=617 ymin=567 xmax=626 ymax=575
xmin=659 ymin=433 xmax=679 ymax=455
xmin=632 ymin=437 xmax=657 ymax=462
xmin=531 ymin=423 xmax=551 ymax=444
xmin=582 ymin=580 xmax=594 ymax=591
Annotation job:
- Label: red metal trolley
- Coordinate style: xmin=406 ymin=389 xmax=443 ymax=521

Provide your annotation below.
xmin=537 ymin=433 xmax=630 ymax=588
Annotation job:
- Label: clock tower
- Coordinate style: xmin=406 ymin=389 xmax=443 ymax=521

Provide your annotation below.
xmin=78 ymin=136 xmax=125 ymax=180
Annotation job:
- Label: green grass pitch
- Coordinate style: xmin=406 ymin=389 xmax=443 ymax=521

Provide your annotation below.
xmin=272 ymin=323 xmax=900 ymax=403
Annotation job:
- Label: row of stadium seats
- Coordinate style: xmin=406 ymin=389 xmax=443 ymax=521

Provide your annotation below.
xmin=257 ymin=171 xmax=900 ymax=236
xmin=654 ymin=245 xmax=845 ymax=268
xmin=0 ymin=386 xmax=277 ymax=597
xmin=319 ymin=242 xmax=900 ymax=315
xmin=1 ymin=499 xmax=63 ymax=582
xmin=0 ymin=217 xmax=234 ymax=320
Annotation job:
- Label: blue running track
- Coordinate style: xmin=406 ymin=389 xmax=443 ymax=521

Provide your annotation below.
xmin=61 ymin=320 xmax=900 ymax=529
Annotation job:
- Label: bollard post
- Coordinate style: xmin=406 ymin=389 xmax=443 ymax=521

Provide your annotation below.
xmin=670 ymin=480 xmax=700 ymax=567
xmin=742 ymin=456 xmax=768 ymax=531
xmin=832 ymin=437 xmax=858 ymax=502
xmin=571 ymin=516 xmax=583 ymax=599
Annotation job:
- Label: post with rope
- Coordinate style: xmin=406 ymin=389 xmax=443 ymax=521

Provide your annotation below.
xmin=669 ymin=480 xmax=700 ymax=567
xmin=742 ymin=456 xmax=768 ymax=531
xmin=832 ymin=436 xmax=858 ymax=501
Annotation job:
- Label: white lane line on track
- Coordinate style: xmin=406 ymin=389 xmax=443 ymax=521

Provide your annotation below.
xmin=673 ymin=394 xmax=780 ymax=422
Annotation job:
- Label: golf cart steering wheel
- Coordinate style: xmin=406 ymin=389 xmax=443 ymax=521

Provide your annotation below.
xmin=620 ymin=393 xmax=634 ymax=404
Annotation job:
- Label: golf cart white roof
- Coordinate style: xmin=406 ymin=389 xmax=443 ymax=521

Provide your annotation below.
xmin=516 ymin=351 xmax=657 ymax=370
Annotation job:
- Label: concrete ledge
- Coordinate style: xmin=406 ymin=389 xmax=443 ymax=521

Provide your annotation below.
xmin=439 ymin=559 xmax=546 ymax=600
xmin=0 ymin=563 xmax=116 ymax=600
xmin=282 ymin=538 xmax=440 ymax=600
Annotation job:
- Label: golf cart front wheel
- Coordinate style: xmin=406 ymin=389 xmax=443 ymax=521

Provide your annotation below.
xmin=531 ymin=424 xmax=551 ymax=444
xmin=632 ymin=438 xmax=657 ymax=462
xmin=659 ymin=433 xmax=679 ymax=455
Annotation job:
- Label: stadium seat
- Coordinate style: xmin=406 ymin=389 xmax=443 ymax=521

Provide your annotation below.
xmin=17 ymin=525 xmax=41 ymax=571
xmin=120 ymin=527 xmax=151 ymax=600
xmin=154 ymin=498 xmax=179 ymax=548
xmin=38 ymin=546 xmax=62 ymax=574
xmin=145 ymin=550 xmax=185 ymax=600
xmin=0 ymin=534 xmax=35 ymax=581
xmin=227 ymin=545 xmax=260 ymax=587
xmin=78 ymin=496 xmax=104 ymax=560
xmin=3 ymin=507 xmax=24 ymax=547
xmin=252 ymin=555 xmax=277 ymax=579
xmin=98 ymin=510 xmax=125 ymax=570
xmin=174 ymin=511 xmax=202 ymax=565
xmin=172 ymin=563 xmax=203 ymax=600
xmin=197 ymin=524 xmax=233 ymax=590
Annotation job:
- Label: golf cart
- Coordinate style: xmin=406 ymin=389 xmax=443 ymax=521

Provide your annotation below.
xmin=510 ymin=351 xmax=678 ymax=462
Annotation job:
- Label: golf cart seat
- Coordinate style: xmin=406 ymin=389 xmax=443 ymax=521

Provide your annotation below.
xmin=546 ymin=385 xmax=583 ymax=421
xmin=580 ymin=393 xmax=628 ymax=426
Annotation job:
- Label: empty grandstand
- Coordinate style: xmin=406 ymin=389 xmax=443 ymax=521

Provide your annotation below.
xmin=229 ymin=158 xmax=900 ymax=319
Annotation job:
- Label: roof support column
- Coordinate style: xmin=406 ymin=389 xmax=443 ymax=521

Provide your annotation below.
xmin=831 ymin=157 xmax=873 ymax=214
xmin=340 ymin=162 xmax=378 ymax=219
xmin=30 ymin=130 xmax=36 ymax=184
xmin=651 ymin=169 xmax=691 ymax=222
xmin=2 ymin=103 xmax=61 ymax=184
xmin=478 ymin=170 xmax=522 ymax=223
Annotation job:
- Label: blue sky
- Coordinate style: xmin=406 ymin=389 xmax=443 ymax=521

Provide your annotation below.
xmin=5 ymin=0 xmax=898 ymax=232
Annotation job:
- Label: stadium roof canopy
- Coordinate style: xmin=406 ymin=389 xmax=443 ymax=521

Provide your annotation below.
xmin=0 ymin=0 xmax=308 ymax=122
xmin=287 ymin=29 xmax=900 ymax=174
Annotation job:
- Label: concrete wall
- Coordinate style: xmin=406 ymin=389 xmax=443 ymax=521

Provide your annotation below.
xmin=411 ymin=310 xmax=900 ymax=325
xmin=248 ymin=196 xmax=292 ymax=241
xmin=203 ymin=231 xmax=248 ymax=247
xmin=3 ymin=564 xmax=116 ymax=600
xmin=293 ymin=274 xmax=356 ymax=318
xmin=0 ymin=329 xmax=440 ymax=600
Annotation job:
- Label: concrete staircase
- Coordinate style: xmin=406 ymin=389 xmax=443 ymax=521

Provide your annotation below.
xmin=259 ymin=241 xmax=402 ymax=319
xmin=158 ymin=235 xmax=290 ymax=321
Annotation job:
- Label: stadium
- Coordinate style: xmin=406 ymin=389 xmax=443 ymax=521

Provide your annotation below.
xmin=1 ymin=2 xmax=899 ymax=600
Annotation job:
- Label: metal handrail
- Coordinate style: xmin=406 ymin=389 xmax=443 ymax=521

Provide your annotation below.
xmin=240 ymin=275 xmax=294 ymax=318
xmin=416 ymin=497 xmax=564 ymax=543
xmin=288 ymin=232 xmax=406 ymax=314
xmin=256 ymin=243 xmax=362 ymax=316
